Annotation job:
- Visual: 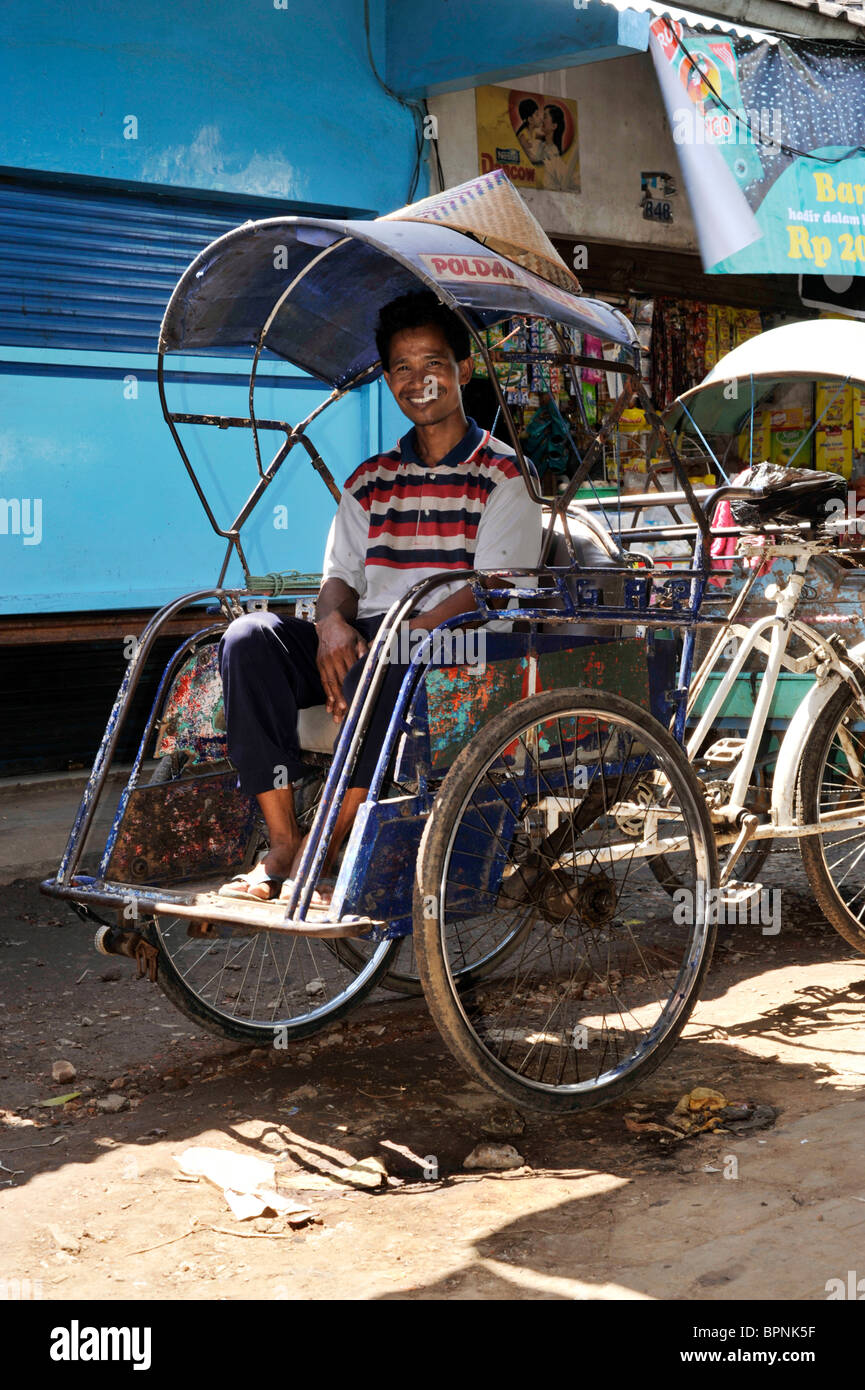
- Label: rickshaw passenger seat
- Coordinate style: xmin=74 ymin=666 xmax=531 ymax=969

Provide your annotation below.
xmin=539 ymin=504 xmax=621 ymax=635
xmin=297 ymin=704 xmax=339 ymax=753
xmin=295 ymin=504 xmax=620 ymax=752
xmin=542 ymin=503 xmax=623 ymax=571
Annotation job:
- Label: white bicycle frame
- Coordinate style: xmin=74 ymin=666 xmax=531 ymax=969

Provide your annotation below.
xmin=552 ymin=532 xmax=865 ymax=881
xmin=685 ymin=536 xmax=865 ymax=869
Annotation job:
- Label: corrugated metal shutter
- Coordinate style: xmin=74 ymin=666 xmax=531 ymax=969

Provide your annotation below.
xmin=0 ymin=172 xmax=371 ymax=355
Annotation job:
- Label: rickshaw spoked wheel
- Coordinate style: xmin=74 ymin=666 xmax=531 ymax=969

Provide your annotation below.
xmin=413 ymin=687 xmax=718 ymax=1113
xmin=147 ymin=914 xmax=398 ymax=1044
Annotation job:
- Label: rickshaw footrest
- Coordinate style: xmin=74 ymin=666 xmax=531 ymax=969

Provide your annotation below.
xmin=151 ymin=897 xmax=379 ymax=938
xmin=40 ymin=877 xmax=380 ymax=939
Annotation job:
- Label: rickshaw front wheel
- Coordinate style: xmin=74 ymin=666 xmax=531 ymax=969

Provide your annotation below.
xmin=149 ymin=915 xmax=399 ymax=1044
xmin=413 ymin=687 xmax=719 ymax=1114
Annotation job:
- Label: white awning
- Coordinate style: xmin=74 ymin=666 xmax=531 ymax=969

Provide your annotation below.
xmin=696 ymin=318 xmax=865 ymax=388
xmin=601 ymin=0 xmax=781 ymax=45
xmin=666 ymin=319 xmax=865 ymax=436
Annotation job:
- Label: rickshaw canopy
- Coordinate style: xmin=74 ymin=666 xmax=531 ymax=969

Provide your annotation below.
xmin=667 ymin=318 xmax=865 ymax=437
xmin=159 ymin=216 xmax=638 ymax=391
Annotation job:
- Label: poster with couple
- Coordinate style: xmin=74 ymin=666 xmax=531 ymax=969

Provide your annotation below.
xmin=476 ymin=85 xmax=580 ymax=193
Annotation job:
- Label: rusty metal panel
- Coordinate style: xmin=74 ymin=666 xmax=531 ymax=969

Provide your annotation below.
xmin=537 ymin=640 xmax=650 ymax=702
xmin=104 ymin=770 xmax=257 ymax=886
xmin=702 ymin=553 xmax=865 ymax=647
xmin=425 ymin=639 xmax=651 ymax=770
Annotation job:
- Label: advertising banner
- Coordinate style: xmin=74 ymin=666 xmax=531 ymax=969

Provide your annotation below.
xmin=476 ymin=85 xmax=581 ymax=192
xmin=650 ymin=17 xmax=865 ymax=275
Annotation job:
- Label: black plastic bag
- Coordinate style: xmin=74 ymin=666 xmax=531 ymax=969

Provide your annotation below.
xmin=730 ymin=461 xmax=847 ymax=527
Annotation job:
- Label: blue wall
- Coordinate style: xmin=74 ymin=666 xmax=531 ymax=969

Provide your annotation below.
xmin=0 ymin=1 xmax=423 ymax=615
xmin=0 ymin=352 xmax=407 ymax=614
xmin=1 ymin=0 xmax=415 ymax=210
xmin=386 ymin=0 xmax=647 ymax=96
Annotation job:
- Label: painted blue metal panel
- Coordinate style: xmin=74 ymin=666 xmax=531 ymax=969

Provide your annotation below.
xmin=386 ymin=0 xmax=649 ymax=96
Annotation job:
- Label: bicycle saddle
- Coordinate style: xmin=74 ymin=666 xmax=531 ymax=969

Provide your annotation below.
xmin=730 ymin=462 xmax=847 ymax=527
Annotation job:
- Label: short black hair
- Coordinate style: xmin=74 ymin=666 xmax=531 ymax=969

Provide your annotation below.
xmin=375 ymin=290 xmax=472 ymax=370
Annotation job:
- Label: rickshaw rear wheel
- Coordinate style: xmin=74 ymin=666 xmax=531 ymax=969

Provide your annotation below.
xmin=149 ymin=916 xmax=398 ymax=1043
xmin=414 ymin=687 xmax=718 ymax=1113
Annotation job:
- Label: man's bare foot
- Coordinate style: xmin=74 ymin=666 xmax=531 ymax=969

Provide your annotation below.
xmin=276 ymin=785 xmax=366 ymax=910
xmin=278 ymin=875 xmax=334 ymax=907
xmin=312 ymin=879 xmax=335 ymax=908
xmin=260 ymin=843 xmax=299 ymax=881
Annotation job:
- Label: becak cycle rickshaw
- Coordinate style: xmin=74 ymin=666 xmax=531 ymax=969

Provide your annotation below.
xmin=41 ymin=174 xmax=728 ymax=1113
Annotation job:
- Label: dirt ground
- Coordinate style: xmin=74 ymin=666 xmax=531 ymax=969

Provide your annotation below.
xmin=4 ymin=852 xmax=865 ymax=1303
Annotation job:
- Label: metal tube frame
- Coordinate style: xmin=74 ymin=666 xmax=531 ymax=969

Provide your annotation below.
xmin=52 ymin=589 xmax=248 ymax=886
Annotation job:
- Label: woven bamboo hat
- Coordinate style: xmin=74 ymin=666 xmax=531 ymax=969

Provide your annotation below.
xmin=380 ymin=169 xmax=581 ymax=294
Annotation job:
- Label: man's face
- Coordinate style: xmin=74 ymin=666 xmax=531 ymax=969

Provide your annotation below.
xmin=384 ymin=324 xmax=472 ymax=427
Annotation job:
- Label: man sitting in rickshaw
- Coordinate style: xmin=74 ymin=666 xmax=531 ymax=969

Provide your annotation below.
xmin=218 ymin=289 xmax=542 ymax=903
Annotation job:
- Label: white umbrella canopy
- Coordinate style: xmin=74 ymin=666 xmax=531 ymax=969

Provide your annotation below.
xmin=667 ymin=318 xmax=865 ymax=437
xmin=698 ymin=319 xmax=865 ymax=390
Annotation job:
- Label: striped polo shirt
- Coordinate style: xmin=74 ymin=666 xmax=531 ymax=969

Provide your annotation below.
xmin=321 ymin=417 xmax=543 ymax=618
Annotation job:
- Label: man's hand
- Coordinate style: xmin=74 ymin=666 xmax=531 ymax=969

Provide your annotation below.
xmin=316 ymin=612 xmax=367 ymax=721
xmin=407 ymin=582 xmax=482 ymax=632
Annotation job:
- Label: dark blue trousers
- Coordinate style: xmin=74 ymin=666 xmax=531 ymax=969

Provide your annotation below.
xmin=218 ymin=611 xmax=409 ymax=795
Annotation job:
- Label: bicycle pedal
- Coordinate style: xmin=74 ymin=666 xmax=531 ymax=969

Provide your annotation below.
xmin=703 ymin=737 xmax=746 ymax=766
xmin=719 ymin=880 xmax=762 ymax=908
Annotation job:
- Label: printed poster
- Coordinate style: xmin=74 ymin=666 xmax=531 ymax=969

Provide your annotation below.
xmin=476 ymin=85 xmax=580 ymax=193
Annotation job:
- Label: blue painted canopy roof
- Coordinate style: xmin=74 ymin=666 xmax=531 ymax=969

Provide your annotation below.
xmin=159 ymin=216 xmax=637 ymax=389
